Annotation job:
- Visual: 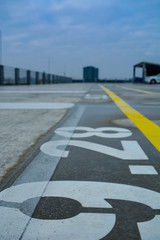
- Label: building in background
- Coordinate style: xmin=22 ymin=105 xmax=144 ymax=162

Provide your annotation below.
xmin=83 ymin=66 xmax=99 ymax=82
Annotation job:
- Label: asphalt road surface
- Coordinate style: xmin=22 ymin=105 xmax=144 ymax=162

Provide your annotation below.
xmin=0 ymin=83 xmax=160 ymax=239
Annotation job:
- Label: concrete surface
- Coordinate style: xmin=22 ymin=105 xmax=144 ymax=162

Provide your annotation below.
xmin=0 ymin=84 xmax=84 ymax=186
xmin=0 ymin=82 xmax=159 ymax=189
xmin=0 ymin=83 xmax=109 ymax=189
xmin=0 ymin=82 xmax=160 ymax=239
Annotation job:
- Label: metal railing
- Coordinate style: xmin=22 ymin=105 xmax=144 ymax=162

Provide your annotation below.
xmin=0 ymin=65 xmax=72 ymax=85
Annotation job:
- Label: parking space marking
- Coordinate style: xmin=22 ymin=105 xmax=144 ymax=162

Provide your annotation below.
xmin=129 ymin=165 xmax=158 ymax=175
xmin=0 ymin=102 xmax=74 ymax=109
xmin=0 ymin=90 xmax=86 ymax=94
xmin=119 ymin=86 xmax=154 ymax=95
xmin=100 ymin=85 xmax=160 ymax=152
xmin=84 ymin=94 xmax=108 ymax=100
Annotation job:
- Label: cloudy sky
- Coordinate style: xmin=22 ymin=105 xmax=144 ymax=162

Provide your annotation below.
xmin=0 ymin=0 xmax=160 ymax=79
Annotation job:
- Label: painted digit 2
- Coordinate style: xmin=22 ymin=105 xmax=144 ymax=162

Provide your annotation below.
xmin=0 ymin=181 xmax=160 ymax=239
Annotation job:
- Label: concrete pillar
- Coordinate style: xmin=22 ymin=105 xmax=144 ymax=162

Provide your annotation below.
xmin=133 ymin=65 xmax=136 ymax=82
xmin=42 ymin=72 xmax=46 ymax=84
xmin=0 ymin=65 xmax=4 ymax=85
xmin=15 ymin=68 xmax=19 ymax=85
xmin=36 ymin=72 xmax=39 ymax=84
xmin=27 ymin=70 xmax=30 ymax=85
xmin=142 ymin=63 xmax=146 ymax=82
xmin=48 ymin=74 xmax=51 ymax=83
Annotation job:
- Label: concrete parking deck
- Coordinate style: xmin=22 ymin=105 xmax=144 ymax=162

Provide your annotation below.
xmin=0 ymin=83 xmax=160 ymax=239
xmin=0 ymin=83 xmax=98 ymax=190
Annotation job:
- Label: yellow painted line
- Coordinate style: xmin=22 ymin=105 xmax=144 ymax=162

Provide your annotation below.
xmin=119 ymin=86 xmax=154 ymax=94
xmin=100 ymin=85 xmax=160 ymax=152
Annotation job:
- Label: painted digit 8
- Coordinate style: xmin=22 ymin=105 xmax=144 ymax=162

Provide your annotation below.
xmin=55 ymin=126 xmax=132 ymax=138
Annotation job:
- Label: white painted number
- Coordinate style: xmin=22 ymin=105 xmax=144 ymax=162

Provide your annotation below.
xmin=41 ymin=140 xmax=148 ymax=160
xmin=55 ymin=126 xmax=132 ymax=138
xmin=0 ymin=181 xmax=160 ymax=239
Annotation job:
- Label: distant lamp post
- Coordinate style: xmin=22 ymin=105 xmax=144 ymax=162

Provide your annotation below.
xmin=0 ymin=30 xmax=2 ymax=65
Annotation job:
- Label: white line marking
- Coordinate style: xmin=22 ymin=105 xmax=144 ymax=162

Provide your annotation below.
xmin=129 ymin=165 xmax=158 ymax=175
xmin=85 ymin=94 xmax=108 ymax=100
xmin=0 ymin=90 xmax=86 ymax=94
xmin=0 ymin=102 xmax=74 ymax=109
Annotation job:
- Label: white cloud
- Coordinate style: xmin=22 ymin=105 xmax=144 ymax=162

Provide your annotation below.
xmin=1 ymin=0 xmax=160 ymax=79
xmin=4 ymin=33 xmax=29 ymax=42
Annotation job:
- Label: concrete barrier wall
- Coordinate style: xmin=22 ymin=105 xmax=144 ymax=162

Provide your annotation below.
xmin=0 ymin=65 xmax=72 ymax=85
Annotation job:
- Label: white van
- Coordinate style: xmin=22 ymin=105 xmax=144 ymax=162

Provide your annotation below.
xmin=144 ymin=73 xmax=160 ymax=84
